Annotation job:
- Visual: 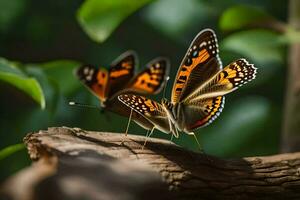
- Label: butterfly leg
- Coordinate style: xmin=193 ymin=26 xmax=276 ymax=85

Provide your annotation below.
xmin=187 ymin=132 xmax=213 ymax=163
xmin=145 ymin=129 xmax=150 ymax=138
xmin=186 ymin=132 xmax=204 ymax=153
xmin=125 ymin=108 xmax=133 ymax=136
xmin=170 ymin=133 xmax=174 ymax=142
xmin=142 ymin=127 xmax=155 ymax=150
xmin=121 ymin=108 xmax=133 ymax=145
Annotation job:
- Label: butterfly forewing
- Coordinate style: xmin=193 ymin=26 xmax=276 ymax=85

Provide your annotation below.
xmin=76 ymin=65 xmax=109 ymax=102
xmin=184 ymin=59 xmax=257 ymax=104
xmin=118 ymin=94 xmax=165 ymax=117
xmin=106 ymin=51 xmax=137 ymax=98
xmin=180 ymin=57 xmax=222 ymax=102
xmin=171 ymin=29 xmax=222 ymax=103
xmin=128 ymin=57 xmax=170 ymax=94
xmin=118 ymin=94 xmax=170 ymax=133
xmin=104 ymin=96 xmax=155 ymax=130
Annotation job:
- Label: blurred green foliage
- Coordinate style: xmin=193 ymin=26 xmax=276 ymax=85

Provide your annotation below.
xmin=219 ymin=5 xmax=272 ymax=31
xmin=221 ymin=30 xmax=284 ymax=64
xmin=0 ymin=0 xmax=28 ymax=32
xmin=0 ymin=0 xmax=293 ymax=182
xmin=77 ymin=0 xmax=152 ymax=43
xmin=0 ymin=143 xmax=24 ymax=161
xmin=0 ymin=58 xmax=45 ymax=108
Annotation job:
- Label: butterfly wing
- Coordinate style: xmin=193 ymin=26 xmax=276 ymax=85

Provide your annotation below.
xmin=171 ymin=29 xmax=222 ymax=103
xmin=118 ymin=94 xmax=171 ymax=135
xmin=127 ymin=57 xmax=170 ymax=94
xmin=181 ymin=59 xmax=257 ymax=131
xmin=104 ymin=96 xmax=155 ymax=131
xmin=76 ymin=65 xmax=109 ymax=102
xmin=178 ymin=96 xmax=225 ymax=132
xmin=106 ymin=51 xmax=137 ymax=98
xmin=184 ymin=59 xmax=257 ymax=103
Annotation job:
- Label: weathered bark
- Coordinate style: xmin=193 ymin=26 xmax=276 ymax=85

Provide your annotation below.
xmin=1 ymin=127 xmax=300 ymax=200
xmin=281 ymin=0 xmax=300 ymax=152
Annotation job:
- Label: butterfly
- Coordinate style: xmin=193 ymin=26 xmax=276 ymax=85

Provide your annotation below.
xmin=76 ymin=51 xmax=170 ymax=131
xmin=118 ymin=29 xmax=257 ymax=145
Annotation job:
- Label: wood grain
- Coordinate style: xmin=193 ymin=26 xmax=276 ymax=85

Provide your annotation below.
xmin=1 ymin=127 xmax=300 ymax=200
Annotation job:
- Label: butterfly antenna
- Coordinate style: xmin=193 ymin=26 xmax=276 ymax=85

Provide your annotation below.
xmin=69 ymin=101 xmax=100 ymax=110
xmin=162 ymin=76 xmax=170 ymax=99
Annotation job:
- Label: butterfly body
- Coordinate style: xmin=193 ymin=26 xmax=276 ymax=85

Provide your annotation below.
xmin=118 ymin=29 xmax=257 ymax=138
xmin=76 ymin=51 xmax=170 ymax=130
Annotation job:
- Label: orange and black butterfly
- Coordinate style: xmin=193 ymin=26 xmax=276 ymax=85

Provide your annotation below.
xmin=76 ymin=51 xmax=170 ymax=130
xmin=118 ymin=29 xmax=257 ymax=145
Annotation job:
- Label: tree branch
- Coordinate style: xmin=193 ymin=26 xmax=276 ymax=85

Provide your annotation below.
xmin=1 ymin=127 xmax=300 ymax=200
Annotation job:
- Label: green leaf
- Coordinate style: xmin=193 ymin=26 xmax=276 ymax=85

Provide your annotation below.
xmin=0 ymin=143 xmax=25 ymax=161
xmin=40 ymin=60 xmax=81 ymax=96
xmin=219 ymin=5 xmax=272 ymax=31
xmin=77 ymin=0 xmax=152 ymax=43
xmin=0 ymin=58 xmax=45 ymax=109
xmin=221 ymin=29 xmax=284 ymax=65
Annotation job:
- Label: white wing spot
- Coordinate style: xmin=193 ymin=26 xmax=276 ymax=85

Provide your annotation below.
xmin=83 ymin=67 xmax=90 ymax=75
xmin=199 ymin=41 xmax=207 ymax=47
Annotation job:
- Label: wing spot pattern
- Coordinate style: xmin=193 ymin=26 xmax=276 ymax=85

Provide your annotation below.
xmin=188 ymin=96 xmax=225 ymax=130
xmin=130 ymin=60 xmax=168 ymax=93
xmin=225 ymin=59 xmax=257 ymax=88
xmin=174 ymin=49 xmax=210 ymax=101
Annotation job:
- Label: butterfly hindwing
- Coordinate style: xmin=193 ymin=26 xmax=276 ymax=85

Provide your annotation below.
xmin=76 ymin=65 xmax=108 ymax=102
xmin=106 ymin=51 xmax=137 ymax=98
xmin=128 ymin=57 xmax=170 ymax=94
xmin=171 ymin=29 xmax=221 ymax=103
xmin=180 ymin=96 xmax=225 ymax=131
